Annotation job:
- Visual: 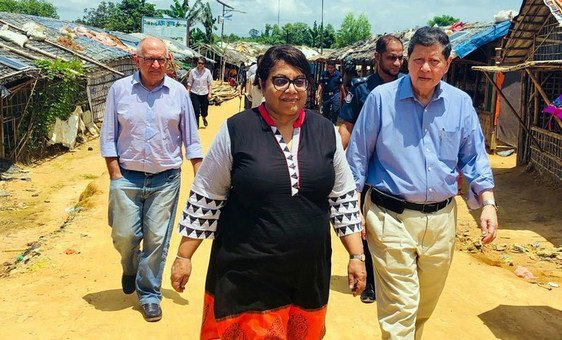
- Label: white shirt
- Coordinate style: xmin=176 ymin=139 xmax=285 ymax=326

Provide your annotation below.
xmin=187 ymin=67 xmax=213 ymax=95
xmin=247 ymin=75 xmax=264 ymax=108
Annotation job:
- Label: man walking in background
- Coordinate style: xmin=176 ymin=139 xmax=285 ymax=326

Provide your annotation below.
xmin=317 ymin=60 xmax=342 ymax=124
xmin=100 ymin=36 xmax=203 ymax=322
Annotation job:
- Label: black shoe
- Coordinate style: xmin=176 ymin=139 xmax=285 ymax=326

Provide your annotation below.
xmin=141 ymin=303 xmax=162 ymax=322
xmin=203 ymin=118 xmax=208 ymax=127
xmin=121 ymin=274 xmax=136 ymax=295
xmin=360 ymin=284 xmax=376 ymax=304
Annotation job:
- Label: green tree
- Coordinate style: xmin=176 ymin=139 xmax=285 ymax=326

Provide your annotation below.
xmin=323 ymin=24 xmax=336 ymax=48
xmin=281 ymin=22 xmax=312 ymax=45
xmin=259 ymin=23 xmax=284 ymax=45
xmin=248 ymin=28 xmax=259 ymax=39
xmin=79 ymin=0 xmax=159 ymax=33
xmin=0 ymin=0 xmax=58 ymax=18
xmin=335 ymin=12 xmax=371 ymax=48
xmin=199 ymin=1 xmax=217 ymax=44
xmin=427 ymin=15 xmax=459 ymax=27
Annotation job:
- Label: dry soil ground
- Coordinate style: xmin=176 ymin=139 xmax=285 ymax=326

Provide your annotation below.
xmin=0 ymin=98 xmax=560 ymax=339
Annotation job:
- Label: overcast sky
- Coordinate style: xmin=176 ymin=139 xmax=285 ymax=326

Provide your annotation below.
xmin=51 ymin=0 xmax=523 ymax=36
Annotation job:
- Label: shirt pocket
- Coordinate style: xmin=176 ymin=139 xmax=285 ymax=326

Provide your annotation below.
xmin=439 ymin=130 xmax=460 ymax=162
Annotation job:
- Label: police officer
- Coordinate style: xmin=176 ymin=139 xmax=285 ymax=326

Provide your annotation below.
xmin=316 ymin=60 xmax=342 ymax=124
xmin=339 ymin=34 xmax=404 ymax=304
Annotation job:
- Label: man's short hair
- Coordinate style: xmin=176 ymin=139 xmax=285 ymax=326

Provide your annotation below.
xmin=375 ymin=34 xmax=403 ymax=54
xmin=326 ymin=60 xmax=336 ymax=67
xmin=407 ymin=27 xmax=451 ymax=58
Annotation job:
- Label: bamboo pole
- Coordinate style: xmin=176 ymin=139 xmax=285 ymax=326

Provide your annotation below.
xmin=525 ymin=69 xmax=562 ymax=129
xmin=481 ymin=72 xmax=544 ymax=153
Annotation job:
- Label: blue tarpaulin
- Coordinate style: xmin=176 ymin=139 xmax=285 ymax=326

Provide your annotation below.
xmin=451 ymin=21 xmax=511 ymax=59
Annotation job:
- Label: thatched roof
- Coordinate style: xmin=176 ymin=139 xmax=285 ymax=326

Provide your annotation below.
xmin=500 ymin=0 xmax=562 ymax=65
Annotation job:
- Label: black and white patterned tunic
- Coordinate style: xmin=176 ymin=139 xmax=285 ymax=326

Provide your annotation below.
xmin=178 ymin=104 xmax=361 ymax=322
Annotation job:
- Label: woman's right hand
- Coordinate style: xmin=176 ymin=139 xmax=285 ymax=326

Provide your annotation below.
xmin=170 ymin=257 xmax=192 ymax=293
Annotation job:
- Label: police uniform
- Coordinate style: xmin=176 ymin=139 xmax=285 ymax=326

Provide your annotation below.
xmin=340 ymin=72 xmax=404 ymax=303
xmin=340 ymin=72 xmax=405 ymax=124
xmin=319 ymin=69 xmax=342 ymax=123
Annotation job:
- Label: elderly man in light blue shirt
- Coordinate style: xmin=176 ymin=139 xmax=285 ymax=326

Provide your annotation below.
xmin=347 ymin=27 xmax=499 ymax=339
xmin=100 ymin=36 xmax=202 ymax=323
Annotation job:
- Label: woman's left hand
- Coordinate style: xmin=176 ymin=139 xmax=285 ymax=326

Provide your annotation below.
xmin=348 ymin=259 xmax=366 ymax=297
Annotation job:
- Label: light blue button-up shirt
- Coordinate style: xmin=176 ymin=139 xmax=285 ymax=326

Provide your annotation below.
xmin=346 ymin=75 xmax=494 ymax=209
xmin=100 ymin=72 xmax=203 ymax=174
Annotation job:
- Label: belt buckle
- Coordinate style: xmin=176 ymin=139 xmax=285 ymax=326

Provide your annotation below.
xmin=422 ymin=202 xmax=438 ymax=213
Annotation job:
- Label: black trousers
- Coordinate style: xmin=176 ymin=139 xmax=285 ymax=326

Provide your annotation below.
xmin=190 ymin=92 xmax=209 ymax=126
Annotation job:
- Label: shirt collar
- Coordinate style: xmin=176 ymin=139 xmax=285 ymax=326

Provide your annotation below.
xmin=132 ymin=71 xmax=170 ymax=91
xmin=257 ymin=103 xmax=306 ymax=128
xmin=398 ymin=75 xmax=444 ymax=102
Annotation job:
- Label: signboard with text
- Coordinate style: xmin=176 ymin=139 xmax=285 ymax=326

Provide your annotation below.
xmin=141 ymin=17 xmax=188 ymax=45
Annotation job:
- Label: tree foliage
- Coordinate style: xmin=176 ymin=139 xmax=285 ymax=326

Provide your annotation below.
xmin=0 ymin=0 xmax=58 ymax=18
xmin=427 ymin=15 xmax=459 ymax=27
xmin=335 ymin=12 xmax=371 ymax=48
xmin=78 ymin=0 xmax=159 ymax=33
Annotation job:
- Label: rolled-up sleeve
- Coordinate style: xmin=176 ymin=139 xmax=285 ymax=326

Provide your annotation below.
xmin=458 ymin=96 xmax=495 ymax=209
xmin=181 ymin=88 xmax=203 ymax=159
xmin=100 ymin=85 xmax=118 ymax=157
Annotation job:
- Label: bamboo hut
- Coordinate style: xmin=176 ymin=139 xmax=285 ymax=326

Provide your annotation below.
xmin=473 ymin=0 xmax=562 ymax=183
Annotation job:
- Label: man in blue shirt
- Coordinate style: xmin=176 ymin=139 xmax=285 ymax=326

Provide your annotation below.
xmin=347 ymin=27 xmax=499 ymax=338
xmin=316 ymin=60 xmax=342 ymax=124
xmin=100 ymin=36 xmax=203 ymax=322
xmin=339 ymin=34 xmax=404 ymax=305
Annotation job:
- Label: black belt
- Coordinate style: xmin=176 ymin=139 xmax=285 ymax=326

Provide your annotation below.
xmin=370 ymin=188 xmax=452 ymax=214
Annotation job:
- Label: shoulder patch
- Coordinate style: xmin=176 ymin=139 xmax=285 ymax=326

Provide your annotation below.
xmin=345 ymin=91 xmax=354 ymax=103
xmin=351 ymin=76 xmax=368 ymax=87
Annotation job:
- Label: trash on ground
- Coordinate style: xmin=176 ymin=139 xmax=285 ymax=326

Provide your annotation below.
xmin=514 ymin=265 xmax=536 ymax=282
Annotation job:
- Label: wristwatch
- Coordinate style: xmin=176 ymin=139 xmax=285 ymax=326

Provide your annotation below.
xmin=482 ymin=199 xmax=498 ymax=211
xmin=349 ymin=254 xmax=366 ymax=262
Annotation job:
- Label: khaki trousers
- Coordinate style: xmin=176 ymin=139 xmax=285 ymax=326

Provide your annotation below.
xmin=364 ymin=192 xmax=457 ymax=340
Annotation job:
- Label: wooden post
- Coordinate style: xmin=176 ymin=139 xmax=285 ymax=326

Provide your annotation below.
xmin=481 ymin=71 xmax=544 ymax=153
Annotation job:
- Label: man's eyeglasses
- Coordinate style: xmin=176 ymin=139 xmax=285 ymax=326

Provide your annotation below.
xmin=138 ymin=56 xmax=169 ymax=65
xmin=271 ymin=76 xmax=308 ymax=92
xmin=383 ymin=55 xmax=403 ymax=62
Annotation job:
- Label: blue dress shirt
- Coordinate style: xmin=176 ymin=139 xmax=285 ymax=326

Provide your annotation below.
xmin=100 ymin=72 xmax=203 ymax=174
xmin=346 ymin=75 xmax=494 ymax=209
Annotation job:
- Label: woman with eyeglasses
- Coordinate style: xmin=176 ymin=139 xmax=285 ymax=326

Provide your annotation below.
xmin=171 ymin=45 xmax=365 ymax=339
xmin=187 ymin=57 xmax=213 ymax=128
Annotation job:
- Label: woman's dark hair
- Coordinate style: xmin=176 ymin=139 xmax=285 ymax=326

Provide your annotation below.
xmin=197 ymin=57 xmax=206 ymax=64
xmin=407 ymin=27 xmax=451 ymax=58
xmin=256 ymin=45 xmax=310 ymax=86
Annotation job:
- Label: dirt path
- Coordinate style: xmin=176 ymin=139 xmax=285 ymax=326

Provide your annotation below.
xmin=1 ymin=98 xmax=561 ymax=339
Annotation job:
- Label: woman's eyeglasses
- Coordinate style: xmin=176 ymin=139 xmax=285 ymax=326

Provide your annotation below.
xmin=271 ymin=76 xmax=308 ymax=92
xmin=197 ymin=62 xmax=204 ymax=65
